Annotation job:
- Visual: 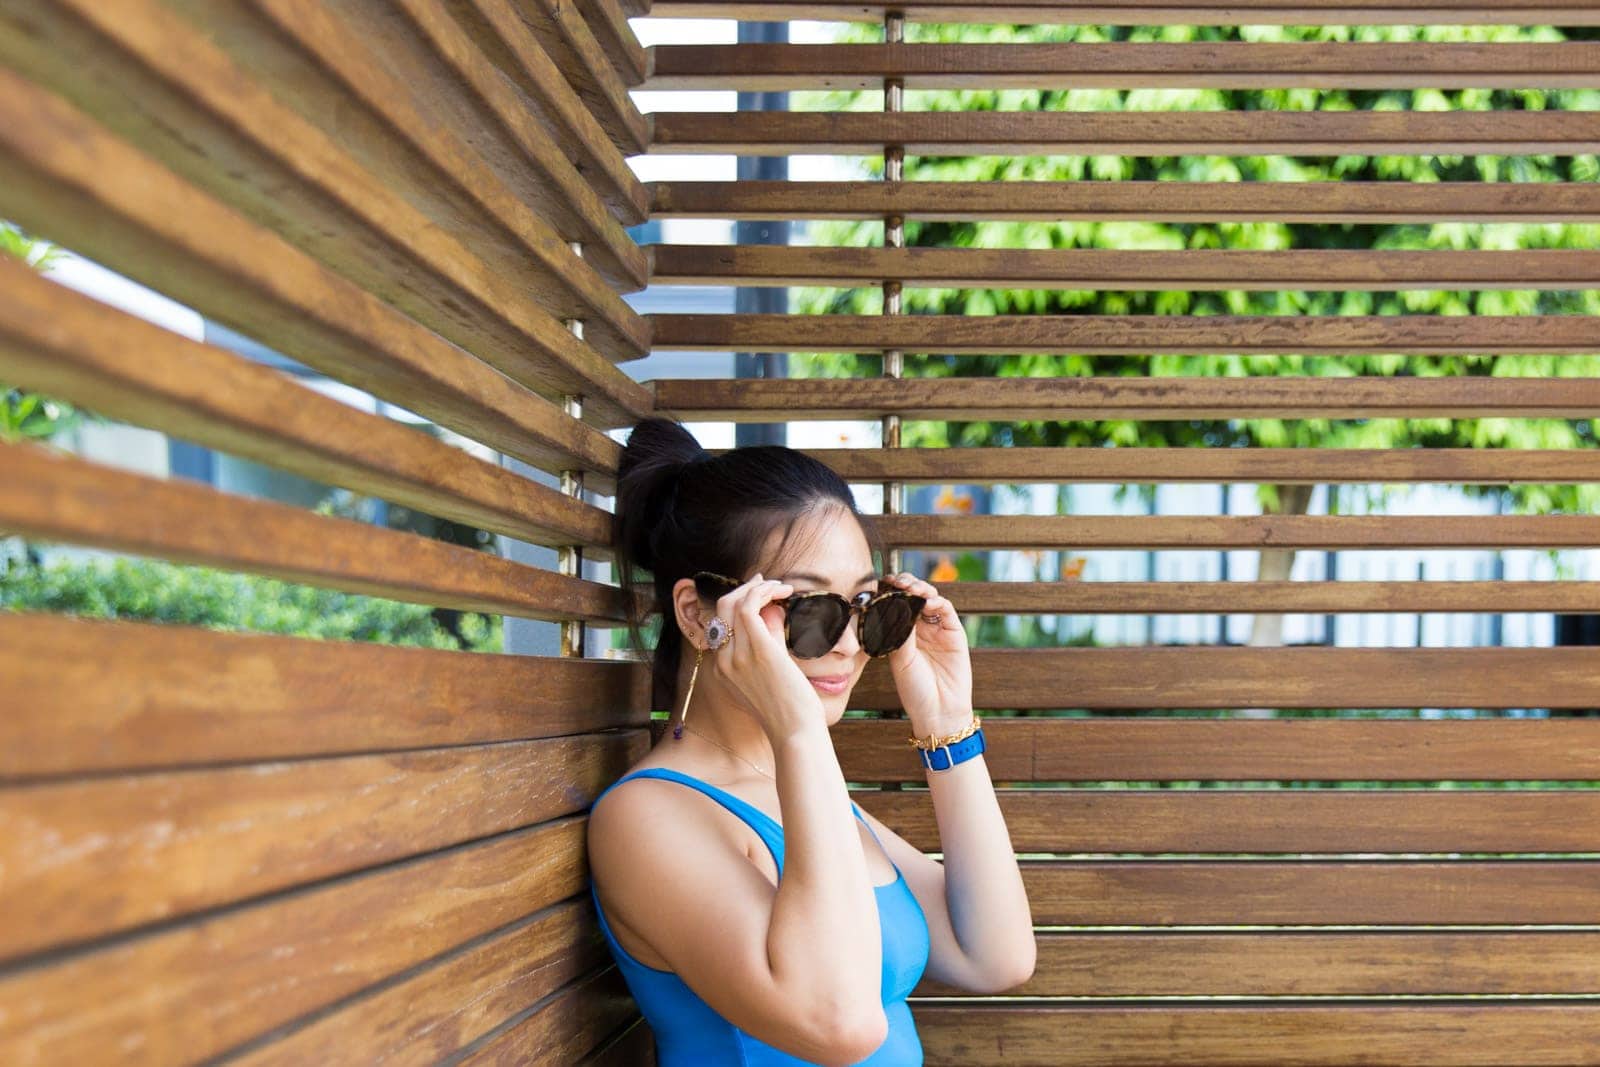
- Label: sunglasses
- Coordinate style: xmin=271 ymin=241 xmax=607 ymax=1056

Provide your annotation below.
xmin=692 ymin=571 xmax=927 ymax=659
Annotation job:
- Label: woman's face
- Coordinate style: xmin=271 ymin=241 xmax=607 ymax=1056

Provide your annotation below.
xmin=759 ymin=511 xmax=877 ymax=723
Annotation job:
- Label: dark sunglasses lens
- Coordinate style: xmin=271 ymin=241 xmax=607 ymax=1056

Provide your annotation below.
xmin=862 ymin=596 xmax=918 ymax=655
xmin=786 ymin=596 xmax=849 ymax=658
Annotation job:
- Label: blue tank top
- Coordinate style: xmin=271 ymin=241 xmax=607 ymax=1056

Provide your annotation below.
xmin=588 ymin=767 xmax=930 ymax=1066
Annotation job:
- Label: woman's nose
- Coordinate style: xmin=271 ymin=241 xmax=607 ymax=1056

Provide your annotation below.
xmin=831 ymin=612 xmax=864 ymax=655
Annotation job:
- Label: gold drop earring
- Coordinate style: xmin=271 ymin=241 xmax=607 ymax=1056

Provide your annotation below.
xmin=673 ymin=645 xmax=704 ymax=741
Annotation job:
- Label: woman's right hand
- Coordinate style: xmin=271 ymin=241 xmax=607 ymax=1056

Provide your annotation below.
xmin=707 ymin=573 xmax=824 ymax=741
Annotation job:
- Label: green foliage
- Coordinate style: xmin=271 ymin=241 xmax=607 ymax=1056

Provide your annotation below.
xmin=0 ymin=552 xmax=502 ymax=651
xmin=1 ymin=221 xmax=87 ymax=442
xmin=789 ymin=22 xmax=1600 ymax=519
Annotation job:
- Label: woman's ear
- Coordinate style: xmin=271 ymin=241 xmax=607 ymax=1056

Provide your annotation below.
xmin=670 ymin=577 xmax=706 ymax=646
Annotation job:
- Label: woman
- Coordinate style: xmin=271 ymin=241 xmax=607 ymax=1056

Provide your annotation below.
xmin=587 ymin=417 xmax=1036 ymax=1067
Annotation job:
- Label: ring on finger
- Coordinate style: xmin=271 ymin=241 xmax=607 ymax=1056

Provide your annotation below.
xmin=705 ymin=614 xmax=735 ymax=650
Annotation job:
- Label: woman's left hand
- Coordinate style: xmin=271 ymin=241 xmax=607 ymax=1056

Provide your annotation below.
xmin=883 ymin=572 xmax=973 ymax=732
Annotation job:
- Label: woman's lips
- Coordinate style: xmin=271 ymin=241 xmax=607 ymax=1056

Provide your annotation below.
xmin=808 ymin=674 xmax=850 ymax=694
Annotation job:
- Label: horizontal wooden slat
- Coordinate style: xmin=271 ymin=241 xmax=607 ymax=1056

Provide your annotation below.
xmin=0 ymin=257 xmax=611 ymax=549
xmin=645 ymin=1 xmax=1600 ymax=26
xmin=869 ymin=514 xmax=1600 ymax=550
xmin=3 ymin=1 xmax=650 ymax=377
xmin=0 ymin=65 xmax=635 ymax=475
xmin=648 ymin=42 xmax=1600 ymax=91
xmin=854 ymin=788 xmax=1600 ymax=853
xmin=0 ymin=818 xmax=588 ymax=1066
xmin=455 ymin=966 xmax=640 ymax=1066
xmin=576 ymin=1019 xmax=655 ymax=1067
xmin=649 ymin=110 xmax=1600 ymax=156
xmin=226 ymin=0 xmax=648 ymax=287
xmin=232 ymin=899 xmax=611 ymax=1067
xmin=515 ymin=0 xmax=649 ymax=153
xmin=577 ymin=0 xmax=650 ymax=87
xmin=0 ymin=615 xmax=648 ymax=780
xmin=780 ymin=447 xmax=1600 ymax=486
xmin=0 ymin=733 xmax=645 ymax=963
xmin=915 ymin=930 xmax=1600 ymax=997
xmin=0 ymin=442 xmax=629 ymax=617
xmin=830 ymin=716 xmax=1600 ymax=781
xmin=649 ymin=180 xmax=1600 ymax=223
xmin=912 ymin=1002 xmax=1600 ymax=1067
xmin=860 ymin=647 xmax=1600 ymax=711
xmin=1018 ymin=859 xmax=1600 ymax=924
xmin=282 ymin=0 xmax=648 ymax=248
xmin=928 ymin=580 xmax=1600 ymax=616
xmin=652 ymin=375 xmax=1600 ymax=420
xmin=650 ymin=311 xmax=1600 ymax=355
xmin=448 ymin=0 xmax=648 ymax=221
xmin=650 ymin=245 xmax=1600 ymax=289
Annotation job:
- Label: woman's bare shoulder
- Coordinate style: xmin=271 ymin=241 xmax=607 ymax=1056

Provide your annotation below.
xmin=587 ymin=757 xmax=778 ymax=887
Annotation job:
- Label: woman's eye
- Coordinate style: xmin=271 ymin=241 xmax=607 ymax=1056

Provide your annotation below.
xmin=852 ymin=591 xmax=873 ymax=607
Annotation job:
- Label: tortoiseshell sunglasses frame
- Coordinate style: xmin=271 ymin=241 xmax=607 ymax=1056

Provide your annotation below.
xmin=692 ymin=571 xmax=926 ymax=659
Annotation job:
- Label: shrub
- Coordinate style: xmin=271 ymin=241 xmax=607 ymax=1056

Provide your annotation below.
xmin=0 ymin=552 xmax=501 ymax=651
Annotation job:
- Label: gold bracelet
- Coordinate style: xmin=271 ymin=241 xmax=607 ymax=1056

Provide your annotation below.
xmin=907 ymin=714 xmax=981 ymax=751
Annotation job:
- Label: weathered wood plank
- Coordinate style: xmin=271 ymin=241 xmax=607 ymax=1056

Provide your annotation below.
xmin=1016 ymin=859 xmax=1600 ymax=925
xmin=231 ymin=900 xmax=612 ymax=1067
xmin=854 ymin=787 xmax=1600 ymax=853
xmin=649 ymin=180 xmax=1600 ymax=223
xmin=648 ymin=42 xmax=1600 ymax=91
xmin=783 ymin=447 xmax=1600 ymax=486
xmin=911 ymin=1002 xmax=1600 ymax=1066
xmin=514 ymin=0 xmax=649 ymax=153
xmin=918 ymin=580 xmax=1600 ymax=616
xmin=914 ymin=930 xmax=1600 ymax=997
xmin=646 ymin=1 xmax=1600 ymax=27
xmin=2 ymin=0 xmax=650 ymax=372
xmin=454 ymin=967 xmax=641 ymax=1066
xmin=829 ymin=716 xmax=1600 ymax=780
xmin=867 ymin=513 xmax=1600 ymax=551
xmin=0 ymin=64 xmax=638 ymax=469
xmin=0 ymin=819 xmax=590 ymax=1066
xmin=0 ymin=615 xmax=649 ymax=780
xmin=652 ymin=374 xmax=1600 ymax=420
xmin=448 ymin=0 xmax=647 ymax=221
xmin=650 ymin=110 xmax=1600 ymax=156
xmin=0 ymin=734 xmax=646 ymax=962
xmin=0 ymin=255 xmax=611 ymax=548
xmin=649 ymin=311 xmax=1600 ymax=355
xmin=854 ymin=646 xmax=1600 ymax=709
xmin=0 ymin=442 xmax=629 ymax=616
xmin=650 ymin=244 xmax=1600 ymax=289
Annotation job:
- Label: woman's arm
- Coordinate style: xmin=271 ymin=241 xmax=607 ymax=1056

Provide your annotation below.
xmin=860 ymin=725 xmax=1037 ymax=994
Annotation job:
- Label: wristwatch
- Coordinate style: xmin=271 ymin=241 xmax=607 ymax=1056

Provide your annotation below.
xmin=919 ymin=726 xmax=986 ymax=772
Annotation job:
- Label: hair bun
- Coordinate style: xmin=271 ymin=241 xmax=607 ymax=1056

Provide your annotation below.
xmin=615 ymin=418 xmax=709 ymax=573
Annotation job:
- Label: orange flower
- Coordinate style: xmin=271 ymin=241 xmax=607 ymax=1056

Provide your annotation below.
xmin=930 ymin=555 xmax=960 ymax=583
xmin=1060 ymin=556 xmax=1087 ymax=580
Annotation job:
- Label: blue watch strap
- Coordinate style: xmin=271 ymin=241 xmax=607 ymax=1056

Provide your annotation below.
xmin=920 ymin=726 xmax=986 ymax=771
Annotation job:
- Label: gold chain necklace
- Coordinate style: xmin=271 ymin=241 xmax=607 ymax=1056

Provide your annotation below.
xmin=679 ymin=725 xmax=775 ymax=781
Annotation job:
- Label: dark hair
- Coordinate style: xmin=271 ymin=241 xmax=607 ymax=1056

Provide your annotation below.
xmin=612 ymin=416 xmax=887 ymax=711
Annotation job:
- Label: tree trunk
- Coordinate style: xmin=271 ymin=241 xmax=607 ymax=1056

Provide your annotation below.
xmin=1238 ymin=482 xmax=1317 ymax=719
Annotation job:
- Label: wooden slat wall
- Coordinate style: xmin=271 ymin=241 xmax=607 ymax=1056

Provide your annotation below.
xmin=0 ymin=2 xmax=655 ymax=1064
xmin=634 ymin=5 xmax=1600 ymax=1067
xmin=8 ymin=0 xmax=1600 ymax=1064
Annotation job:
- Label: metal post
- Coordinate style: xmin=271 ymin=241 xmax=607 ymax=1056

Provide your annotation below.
xmin=559 ymin=241 xmax=586 ymax=659
xmin=736 ymin=20 xmax=790 ymax=448
xmin=882 ymin=11 xmax=905 ymax=578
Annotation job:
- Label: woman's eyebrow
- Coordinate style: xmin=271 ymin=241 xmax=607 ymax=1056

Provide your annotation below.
xmin=782 ymin=570 xmax=878 ymax=586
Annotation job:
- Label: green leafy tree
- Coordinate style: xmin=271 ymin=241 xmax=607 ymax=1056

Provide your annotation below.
xmin=791 ymin=22 xmax=1600 ymax=652
xmin=1 ymin=221 xmax=86 ymax=441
